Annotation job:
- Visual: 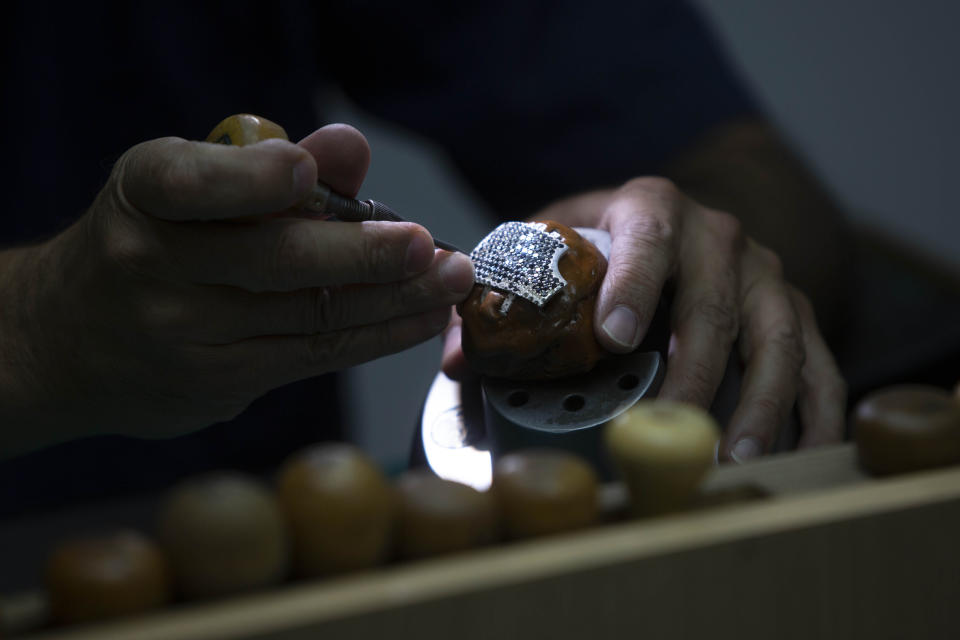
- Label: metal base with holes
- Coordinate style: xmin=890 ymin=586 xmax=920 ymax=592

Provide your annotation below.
xmin=483 ymin=350 xmax=664 ymax=479
xmin=419 ymin=350 xmax=664 ymax=490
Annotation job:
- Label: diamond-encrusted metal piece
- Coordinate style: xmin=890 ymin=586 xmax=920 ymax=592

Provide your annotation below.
xmin=470 ymin=222 xmax=568 ymax=307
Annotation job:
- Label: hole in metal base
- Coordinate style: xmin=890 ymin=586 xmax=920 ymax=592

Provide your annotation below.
xmin=618 ymin=373 xmax=640 ymax=390
xmin=563 ymin=394 xmax=586 ymax=412
xmin=508 ymin=390 xmax=530 ymax=407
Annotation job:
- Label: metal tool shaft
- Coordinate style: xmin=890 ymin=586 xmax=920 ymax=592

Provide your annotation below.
xmin=306 ymin=183 xmax=462 ymax=253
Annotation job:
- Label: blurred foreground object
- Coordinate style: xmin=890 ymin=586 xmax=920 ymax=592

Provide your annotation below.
xmin=605 ymin=401 xmax=720 ymax=516
xmin=45 ymin=530 xmax=169 ymax=624
xmin=395 ymin=471 xmax=498 ymax=559
xmin=853 ymin=385 xmax=960 ymax=476
xmin=277 ymin=444 xmax=395 ymax=576
xmin=158 ymin=473 xmax=288 ymax=599
xmin=491 ymin=450 xmax=599 ymax=539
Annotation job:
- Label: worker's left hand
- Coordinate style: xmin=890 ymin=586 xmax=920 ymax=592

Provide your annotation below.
xmin=441 ymin=177 xmax=846 ymax=461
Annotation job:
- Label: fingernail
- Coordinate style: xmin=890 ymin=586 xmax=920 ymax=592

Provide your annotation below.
xmin=439 ymin=252 xmax=475 ymax=295
xmin=404 ymin=232 xmax=434 ymax=274
xmin=601 ymin=306 xmax=640 ymax=349
xmin=292 ymin=157 xmax=314 ymax=197
xmin=730 ymin=437 xmax=763 ymax=464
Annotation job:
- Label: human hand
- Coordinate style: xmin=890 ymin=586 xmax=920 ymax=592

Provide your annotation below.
xmin=441 ymin=178 xmax=845 ymax=461
xmin=1 ymin=124 xmax=474 ymax=452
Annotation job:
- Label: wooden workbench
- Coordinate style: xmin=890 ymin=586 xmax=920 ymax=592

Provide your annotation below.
xmin=18 ymin=444 xmax=960 ymax=640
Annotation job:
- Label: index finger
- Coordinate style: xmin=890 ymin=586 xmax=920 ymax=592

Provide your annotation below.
xmin=118 ymin=137 xmax=317 ymax=221
xmin=151 ymin=217 xmax=437 ymax=291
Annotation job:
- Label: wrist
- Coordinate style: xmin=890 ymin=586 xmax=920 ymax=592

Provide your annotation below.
xmin=0 ymin=232 xmax=92 ymax=456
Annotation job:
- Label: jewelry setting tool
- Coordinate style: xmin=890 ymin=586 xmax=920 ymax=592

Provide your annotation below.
xmin=207 ymin=114 xmax=463 ymax=253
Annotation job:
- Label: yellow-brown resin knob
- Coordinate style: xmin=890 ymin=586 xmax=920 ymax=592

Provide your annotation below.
xmin=206 ymin=113 xmax=289 ymax=146
xmin=854 ymin=385 xmax=960 ymax=475
xmin=605 ymin=400 xmax=720 ymax=517
xmin=157 ymin=472 xmax=289 ymax=600
xmin=491 ymin=449 xmax=599 ymax=539
xmin=395 ymin=470 xmax=498 ymax=559
xmin=277 ymin=443 xmax=396 ymax=576
xmin=46 ymin=530 xmax=170 ymax=624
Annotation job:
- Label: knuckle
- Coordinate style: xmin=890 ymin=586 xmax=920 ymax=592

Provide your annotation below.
xmin=752 ymin=242 xmax=784 ymax=277
xmin=101 ymin=219 xmax=158 ymax=275
xmin=132 ymin=291 xmax=193 ymax=339
xmin=766 ymin=323 xmax=806 ymax=372
xmin=676 ymin=359 xmax=718 ymax=405
xmin=156 ymin=146 xmax=204 ymax=205
xmin=358 ymin=224 xmax=402 ymax=281
xmin=615 ymin=212 xmax=678 ymax=263
xmin=624 ymin=176 xmax=682 ymax=203
xmin=267 ymin=226 xmax=309 ymax=290
xmin=112 ymin=138 xmax=193 ymax=212
xmin=606 ymin=259 xmax=661 ymax=302
xmin=401 ymin=267 xmax=447 ymax=306
xmin=705 ymin=209 xmax=744 ymax=248
xmin=751 ymin=391 xmax=787 ymax=425
xmin=307 ymin=286 xmax=341 ymax=332
xmin=111 ymin=142 xmax=151 ymax=196
xmin=692 ymin=295 xmax=739 ymax=344
xmin=635 ymin=212 xmax=677 ymax=247
xmin=614 ymin=177 xmax=681 ymax=242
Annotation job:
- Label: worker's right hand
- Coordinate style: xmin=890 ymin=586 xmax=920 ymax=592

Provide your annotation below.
xmin=0 ymin=124 xmax=474 ymax=453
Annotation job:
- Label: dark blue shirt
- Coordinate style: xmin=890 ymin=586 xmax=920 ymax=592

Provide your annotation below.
xmin=0 ymin=0 xmax=756 ymax=515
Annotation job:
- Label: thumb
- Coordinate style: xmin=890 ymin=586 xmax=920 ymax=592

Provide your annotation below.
xmin=296 ymin=123 xmax=371 ymax=198
xmin=117 ymin=136 xmax=315 ymax=221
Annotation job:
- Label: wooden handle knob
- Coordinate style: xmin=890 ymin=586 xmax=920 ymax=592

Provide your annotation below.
xmin=854 ymin=385 xmax=960 ymax=476
xmin=206 ymin=113 xmax=289 ymax=146
xmin=157 ymin=473 xmax=288 ymax=600
xmin=491 ymin=449 xmax=600 ymax=539
xmin=276 ymin=444 xmax=396 ymax=577
xmin=46 ymin=530 xmax=171 ymax=624
xmin=604 ymin=400 xmax=719 ymax=516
